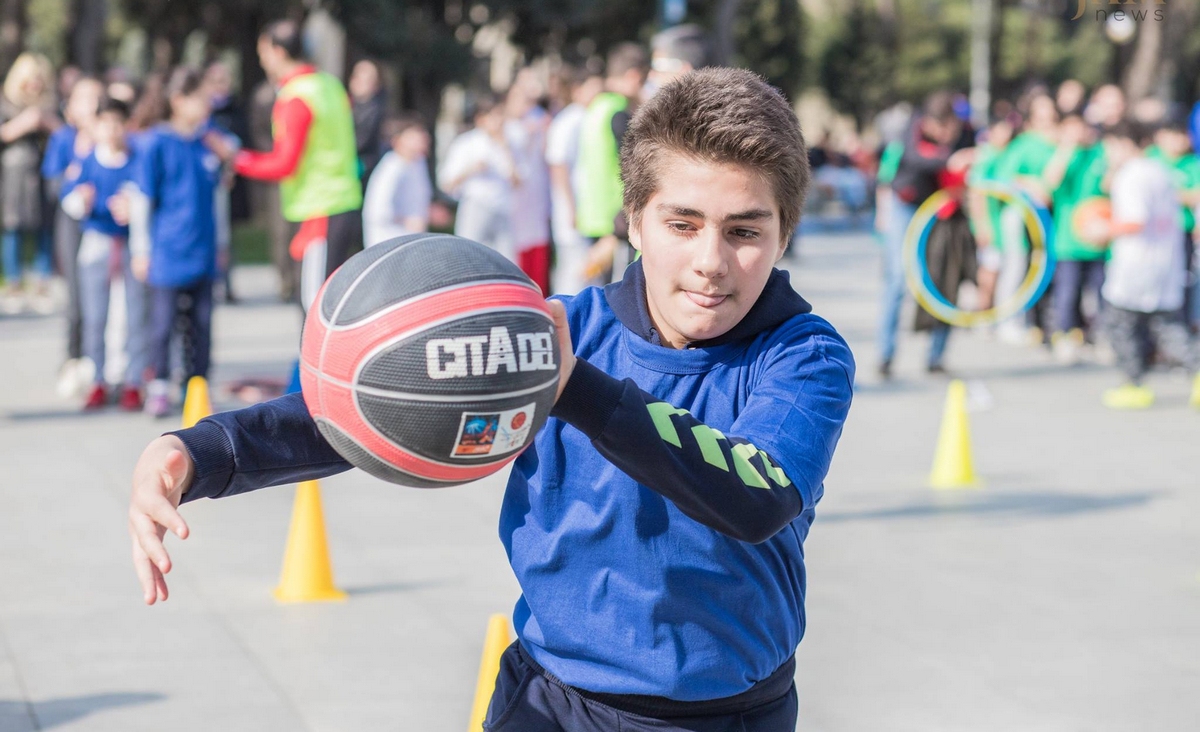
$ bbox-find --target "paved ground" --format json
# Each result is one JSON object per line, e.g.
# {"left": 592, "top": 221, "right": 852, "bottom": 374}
{"left": 0, "top": 232, "right": 1197, "bottom": 732}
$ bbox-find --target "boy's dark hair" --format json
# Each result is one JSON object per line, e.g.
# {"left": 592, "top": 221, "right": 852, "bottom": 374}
{"left": 923, "top": 91, "right": 958, "bottom": 123}
{"left": 606, "top": 43, "right": 650, "bottom": 79}
{"left": 651, "top": 24, "right": 711, "bottom": 69}
{"left": 165, "top": 67, "right": 204, "bottom": 99}
{"left": 383, "top": 113, "right": 424, "bottom": 141}
{"left": 620, "top": 67, "right": 810, "bottom": 244}
{"left": 1105, "top": 119, "right": 1153, "bottom": 147}
{"left": 97, "top": 96, "right": 130, "bottom": 120}
{"left": 468, "top": 93, "right": 499, "bottom": 121}
{"left": 262, "top": 20, "right": 305, "bottom": 61}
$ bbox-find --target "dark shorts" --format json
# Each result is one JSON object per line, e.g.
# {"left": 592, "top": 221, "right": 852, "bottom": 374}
{"left": 483, "top": 642, "right": 799, "bottom": 732}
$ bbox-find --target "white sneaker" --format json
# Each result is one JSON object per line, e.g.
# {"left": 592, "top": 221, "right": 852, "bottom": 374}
{"left": 56, "top": 358, "right": 96, "bottom": 399}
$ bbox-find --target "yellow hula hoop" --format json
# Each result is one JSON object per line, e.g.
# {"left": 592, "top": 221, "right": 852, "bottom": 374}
{"left": 902, "top": 181, "right": 1054, "bottom": 328}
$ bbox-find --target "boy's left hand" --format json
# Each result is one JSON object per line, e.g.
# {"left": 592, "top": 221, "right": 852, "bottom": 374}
{"left": 108, "top": 192, "right": 130, "bottom": 225}
{"left": 546, "top": 300, "right": 576, "bottom": 403}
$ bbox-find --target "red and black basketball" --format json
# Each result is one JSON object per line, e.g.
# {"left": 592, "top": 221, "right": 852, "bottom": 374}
{"left": 299, "top": 234, "right": 560, "bottom": 487}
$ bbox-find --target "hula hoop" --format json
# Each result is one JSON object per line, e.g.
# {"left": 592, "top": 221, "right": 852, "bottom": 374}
{"left": 903, "top": 181, "right": 1054, "bottom": 327}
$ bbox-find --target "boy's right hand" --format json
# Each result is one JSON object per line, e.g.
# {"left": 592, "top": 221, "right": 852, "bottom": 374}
{"left": 131, "top": 255, "right": 149, "bottom": 282}
{"left": 129, "top": 435, "right": 194, "bottom": 605}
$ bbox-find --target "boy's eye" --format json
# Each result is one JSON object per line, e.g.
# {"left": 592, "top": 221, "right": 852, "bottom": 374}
{"left": 731, "top": 228, "right": 759, "bottom": 240}
{"left": 667, "top": 221, "right": 696, "bottom": 234}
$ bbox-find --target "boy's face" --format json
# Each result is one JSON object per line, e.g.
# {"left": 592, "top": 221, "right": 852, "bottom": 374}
{"left": 94, "top": 111, "right": 126, "bottom": 149}
{"left": 630, "top": 153, "right": 784, "bottom": 348}
{"left": 66, "top": 81, "right": 102, "bottom": 128}
{"left": 395, "top": 127, "right": 430, "bottom": 158}
{"left": 171, "top": 92, "right": 211, "bottom": 128}
{"left": 1102, "top": 136, "right": 1136, "bottom": 168}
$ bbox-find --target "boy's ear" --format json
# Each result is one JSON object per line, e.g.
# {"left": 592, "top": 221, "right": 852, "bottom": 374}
{"left": 774, "top": 233, "right": 790, "bottom": 263}
{"left": 628, "top": 215, "right": 642, "bottom": 252}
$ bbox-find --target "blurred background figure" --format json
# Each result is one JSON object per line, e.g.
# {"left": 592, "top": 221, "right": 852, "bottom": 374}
{"left": 546, "top": 67, "right": 602, "bottom": 295}
{"left": 0, "top": 52, "right": 59, "bottom": 310}
{"left": 44, "top": 74, "right": 103, "bottom": 397}
{"left": 439, "top": 94, "right": 516, "bottom": 261}
{"left": 647, "top": 23, "right": 710, "bottom": 96}
{"left": 349, "top": 58, "right": 386, "bottom": 185}
{"left": 505, "top": 67, "right": 552, "bottom": 295}
{"left": 220, "top": 19, "right": 363, "bottom": 311}
{"left": 575, "top": 42, "right": 648, "bottom": 283}
{"left": 362, "top": 114, "right": 432, "bottom": 247}
{"left": 877, "top": 91, "right": 972, "bottom": 377}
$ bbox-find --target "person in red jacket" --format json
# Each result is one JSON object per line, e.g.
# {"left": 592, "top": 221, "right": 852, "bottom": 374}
{"left": 206, "top": 20, "right": 363, "bottom": 309}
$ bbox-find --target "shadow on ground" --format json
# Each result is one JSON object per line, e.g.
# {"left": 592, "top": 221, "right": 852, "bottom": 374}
{"left": 0, "top": 692, "right": 164, "bottom": 730}
{"left": 818, "top": 490, "right": 1158, "bottom": 523}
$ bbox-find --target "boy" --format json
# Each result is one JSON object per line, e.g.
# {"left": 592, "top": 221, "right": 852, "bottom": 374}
{"left": 129, "top": 68, "right": 228, "bottom": 418}
{"left": 967, "top": 116, "right": 1014, "bottom": 311}
{"left": 1096, "top": 122, "right": 1200, "bottom": 409}
{"left": 61, "top": 97, "right": 144, "bottom": 410}
{"left": 45, "top": 76, "right": 104, "bottom": 397}
{"left": 1146, "top": 118, "right": 1200, "bottom": 331}
{"left": 127, "top": 69, "right": 855, "bottom": 730}
{"left": 361, "top": 114, "right": 432, "bottom": 247}
{"left": 1041, "top": 114, "right": 1107, "bottom": 364}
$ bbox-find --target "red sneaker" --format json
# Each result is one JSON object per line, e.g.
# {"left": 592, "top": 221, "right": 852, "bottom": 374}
{"left": 118, "top": 386, "right": 144, "bottom": 411}
{"left": 83, "top": 384, "right": 108, "bottom": 410}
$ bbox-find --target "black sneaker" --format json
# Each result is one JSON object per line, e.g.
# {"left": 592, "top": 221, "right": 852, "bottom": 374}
{"left": 926, "top": 363, "right": 947, "bottom": 375}
{"left": 878, "top": 360, "right": 892, "bottom": 379}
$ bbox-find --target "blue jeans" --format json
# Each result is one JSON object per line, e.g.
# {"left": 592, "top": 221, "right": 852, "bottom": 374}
{"left": 1051, "top": 259, "right": 1105, "bottom": 334}
{"left": 78, "top": 231, "right": 148, "bottom": 386}
{"left": 1, "top": 228, "right": 53, "bottom": 284}
{"left": 877, "top": 198, "right": 949, "bottom": 366}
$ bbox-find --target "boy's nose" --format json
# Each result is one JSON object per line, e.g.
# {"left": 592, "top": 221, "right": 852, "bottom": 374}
{"left": 691, "top": 231, "right": 728, "bottom": 280}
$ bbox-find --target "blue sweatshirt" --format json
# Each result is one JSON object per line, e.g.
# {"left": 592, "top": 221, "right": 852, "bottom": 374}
{"left": 41, "top": 124, "right": 77, "bottom": 181}
{"left": 134, "top": 124, "right": 223, "bottom": 288}
{"left": 173, "top": 261, "right": 855, "bottom": 700}
{"left": 66, "top": 150, "right": 136, "bottom": 237}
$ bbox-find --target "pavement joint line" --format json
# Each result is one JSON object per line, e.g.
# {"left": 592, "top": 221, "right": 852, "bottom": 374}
{"left": 0, "top": 614, "right": 42, "bottom": 730}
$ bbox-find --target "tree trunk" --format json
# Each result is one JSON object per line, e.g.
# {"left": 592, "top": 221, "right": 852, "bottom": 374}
{"left": 1121, "top": 9, "right": 1165, "bottom": 103}
{"left": 68, "top": 0, "right": 106, "bottom": 75}
{"left": 0, "top": 0, "right": 25, "bottom": 75}
{"left": 712, "top": 0, "right": 742, "bottom": 66}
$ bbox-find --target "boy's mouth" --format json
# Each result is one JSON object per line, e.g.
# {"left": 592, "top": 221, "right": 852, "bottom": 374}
{"left": 684, "top": 290, "right": 728, "bottom": 308}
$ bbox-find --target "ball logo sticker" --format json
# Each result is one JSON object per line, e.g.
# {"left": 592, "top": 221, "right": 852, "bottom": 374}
{"left": 451, "top": 403, "right": 536, "bottom": 458}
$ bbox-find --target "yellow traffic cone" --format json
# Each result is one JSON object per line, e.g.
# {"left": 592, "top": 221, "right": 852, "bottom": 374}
{"left": 468, "top": 614, "right": 511, "bottom": 732}
{"left": 180, "top": 376, "right": 212, "bottom": 428}
{"left": 929, "top": 380, "right": 980, "bottom": 489}
{"left": 273, "top": 480, "right": 347, "bottom": 603}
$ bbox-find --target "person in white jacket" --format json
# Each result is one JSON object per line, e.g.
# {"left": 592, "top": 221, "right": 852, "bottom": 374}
{"left": 362, "top": 115, "right": 432, "bottom": 247}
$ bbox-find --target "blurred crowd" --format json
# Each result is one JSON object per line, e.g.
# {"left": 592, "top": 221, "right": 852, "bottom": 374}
{"left": 1, "top": 15, "right": 1196, "bottom": 417}
{"left": 874, "top": 81, "right": 1200, "bottom": 407}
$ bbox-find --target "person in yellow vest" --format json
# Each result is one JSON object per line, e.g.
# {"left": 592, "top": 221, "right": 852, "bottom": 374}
{"left": 206, "top": 20, "right": 363, "bottom": 310}
{"left": 575, "top": 43, "right": 648, "bottom": 284}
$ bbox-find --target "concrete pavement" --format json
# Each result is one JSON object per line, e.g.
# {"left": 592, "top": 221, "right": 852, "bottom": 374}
{"left": 0, "top": 232, "right": 1197, "bottom": 731}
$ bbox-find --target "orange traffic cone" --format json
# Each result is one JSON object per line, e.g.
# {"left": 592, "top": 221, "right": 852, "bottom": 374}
{"left": 467, "top": 614, "right": 511, "bottom": 732}
{"left": 930, "top": 380, "right": 981, "bottom": 489}
{"left": 273, "top": 480, "right": 346, "bottom": 603}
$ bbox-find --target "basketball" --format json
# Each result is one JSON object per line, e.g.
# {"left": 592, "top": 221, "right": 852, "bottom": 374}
{"left": 299, "top": 234, "right": 560, "bottom": 488}
{"left": 1071, "top": 196, "right": 1113, "bottom": 247}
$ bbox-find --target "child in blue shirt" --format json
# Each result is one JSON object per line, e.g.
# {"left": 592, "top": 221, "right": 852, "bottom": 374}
{"left": 126, "top": 68, "right": 854, "bottom": 730}
{"left": 129, "top": 68, "right": 229, "bottom": 418}
{"left": 44, "top": 76, "right": 104, "bottom": 397}
{"left": 61, "top": 97, "right": 144, "bottom": 410}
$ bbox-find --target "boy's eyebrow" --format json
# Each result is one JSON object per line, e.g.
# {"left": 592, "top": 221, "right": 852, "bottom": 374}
{"left": 657, "top": 204, "right": 774, "bottom": 222}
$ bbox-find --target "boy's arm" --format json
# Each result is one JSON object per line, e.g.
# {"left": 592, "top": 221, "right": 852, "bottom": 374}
{"left": 551, "top": 336, "right": 854, "bottom": 544}
{"left": 168, "top": 392, "right": 352, "bottom": 504}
